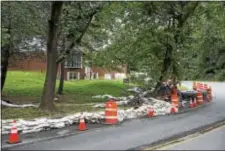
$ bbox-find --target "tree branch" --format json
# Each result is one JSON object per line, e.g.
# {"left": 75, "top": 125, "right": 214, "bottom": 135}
{"left": 56, "top": 9, "right": 99, "bottom": 63}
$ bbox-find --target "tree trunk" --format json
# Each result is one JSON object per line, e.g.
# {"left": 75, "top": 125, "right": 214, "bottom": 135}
{"left": 57, "top": 61, "right": 65, "bottom": 95}
{"left": 1, "top": 2, "right": 12, "bottom": 92}
{"left": 153, "top": 43, "right": 172, "bottom": 96}
{"left": 1, "top": 46, "right": 10, "bottom": 91}
{"left": 57, "top": 35, "right": 65, "bottom": 95}
{"left": 40, "top": 2, "right": 63, "bottom": 111}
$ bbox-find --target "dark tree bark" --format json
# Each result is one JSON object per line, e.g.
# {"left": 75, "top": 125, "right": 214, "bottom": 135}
{"left": 57, "top": 61, "right": 65, "bottom": 95}
{"left": 40, "top": 1, "right": 63, "bottom": 111}
{"left": 1, "top": 46, "right": 10, "bottom": 91}
{"left": 153, "top": 18, "right": 173, "bottom": 96}
{"left": 152, "top": 43, "right": 173, "bottom": 96}
{"left": 1, "top": 3, "right": 12, "bottom": 92}
{"left": 57, "top": 35, "right": 66, "bottom": 95}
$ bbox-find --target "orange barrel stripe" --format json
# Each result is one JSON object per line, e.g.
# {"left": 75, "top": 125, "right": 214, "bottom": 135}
{"left": 196, "top": 92, "right": 203, "bottom": 104}
{"left": 171, "top": 94, "right": 179, "bottom": 108}
{"left": 105, "top": 100, "right": 118, "bottom": 124}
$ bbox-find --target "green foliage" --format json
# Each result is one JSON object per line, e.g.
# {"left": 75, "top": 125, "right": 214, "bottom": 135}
{"left": 182, "top": 2, "right": 225, "bottom": 81}
{"left": 88, "top": 2, "right": 225, "bottom": 82}
{"left": 1, "top": 1, "right": 49, "bottom": 48}
{"left": 88, "top": 2, "right": 200, "bottom": 84}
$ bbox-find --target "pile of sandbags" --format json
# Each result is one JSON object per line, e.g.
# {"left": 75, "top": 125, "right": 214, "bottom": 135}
{"left": 1, "top": 97, "right": 172, "bottom": 135}
{"left": 0, "top": 111, "right": 106, "bottom": 135}
{"left": 117, "top": 98, "right": 172, "bottom": 122}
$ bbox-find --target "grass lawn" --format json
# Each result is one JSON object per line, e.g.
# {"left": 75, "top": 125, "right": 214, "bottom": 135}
{"left": 2, "top": 71, "right": 131, "bottom": 119}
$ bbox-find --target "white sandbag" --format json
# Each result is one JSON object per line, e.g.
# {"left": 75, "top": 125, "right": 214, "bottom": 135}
{"left": 92, "top": 103, "right": 105, "bottom": 108}
{"left": 127, "top": 87, "right": 141, "bottom": 93}
{"left": 54, "top": 122, "right": 65, "bottom": 129}
{"left": 117, "top": 110, "right": 127, "bottom": 122}
{"left": 92, "top": 94, "right": 116, "bottom": 99}
{"left": 1, "top": 100, "right": 38, "bottom": 108}
{"left": 20, "top": 120, "right": 40, "bottom": 127}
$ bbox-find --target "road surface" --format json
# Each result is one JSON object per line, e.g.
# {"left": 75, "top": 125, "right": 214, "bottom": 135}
{"left": 153, "top": 124, "right": 225, "bottom": 150}
{"left": 2, "top": 81, "right": 225, "bottom": 150}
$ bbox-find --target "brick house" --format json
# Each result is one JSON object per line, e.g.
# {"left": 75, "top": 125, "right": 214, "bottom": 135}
{"left": 8, "top": 51, "right": 127, "bottom": 80}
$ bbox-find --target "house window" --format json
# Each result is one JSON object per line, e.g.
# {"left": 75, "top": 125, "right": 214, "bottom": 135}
{"left": 67, "top": 72, "right": 80, "bottom": 80}
{"left": 65, "top": 52, "right": 82, "bottom": 68}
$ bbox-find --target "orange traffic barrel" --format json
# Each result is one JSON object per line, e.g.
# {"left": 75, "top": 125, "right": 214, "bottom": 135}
{"left": 207, "top": 86, "right": 212, "bottom": 102}
{"left": 197, "top": 83, "right": 204, "bottom": 91}
{"left": 105, "top": 99, "right": 118, "bottom": 124}
{"left": 196, "top": 92, "right": 203, "bottom": 105}
{"left": 171, "top": 86, "right": 179, "bottom": 95}
{"left": 204, "top": 84, "right": 208, "bottom": 90}
{"left": 171, "top": 94, "right": 179, "bottom": 108}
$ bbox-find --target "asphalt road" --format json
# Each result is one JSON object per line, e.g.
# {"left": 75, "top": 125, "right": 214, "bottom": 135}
{"left": 157, "top": 124, "right": 225, "bottom": 150}
{"left": 3, "top": 81, "right": 225, "bottom": 150}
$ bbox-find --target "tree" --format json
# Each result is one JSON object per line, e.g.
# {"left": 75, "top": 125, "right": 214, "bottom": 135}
{"left": 40, "top": 1, "right": 63, "bottom": 111}
{"left": 88, "top": 2, "right": 199, "bottom": 82}
{"left": 180, "top": 2, "right": 225, "bottom": 81}
{"left": 1, "top": 2, "right": 12, "bottom": 91}
{"left": 56, "top": 2, "right": 104, "bottom": 94}
{"left": 1, "top": 1, "right": 49, "bottom": 91}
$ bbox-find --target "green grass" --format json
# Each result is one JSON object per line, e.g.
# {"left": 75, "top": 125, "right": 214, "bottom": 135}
{"left": 2, "top": 104, "right": 98, "bottom": 119}
{"left": 4, "top": 71, "right": 127, "bottom": 97}
{"left": 2, "top": 104, "right": 132, "bottom": 120}
{"left": 2, "top": 71, "right": 130, "bottom": 119}
{"left": 3, "top": 71, "right": 128, "bottom": 103}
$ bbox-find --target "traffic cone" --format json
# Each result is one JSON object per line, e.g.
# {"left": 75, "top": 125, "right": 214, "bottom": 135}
{"left": 78, "top": 113, "right": 86, "bottom": 131}
{"left": 148, "top": 108, "right": 154, "bottom": 117}
{"left": 7, "top": 120, "right": 21, "bottom": 144}
{"left": 193, "top": 98, "right": 197, "bottom": 107}
{"left": 189, "top": 99, "right": 194, "bottom": 108}
{"left": 170, "top": 106, "right": 178, "bottom": 114}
